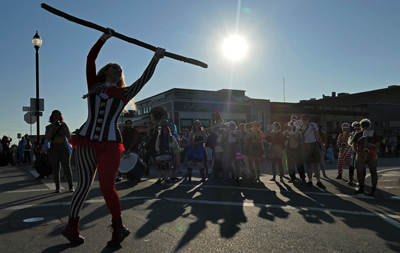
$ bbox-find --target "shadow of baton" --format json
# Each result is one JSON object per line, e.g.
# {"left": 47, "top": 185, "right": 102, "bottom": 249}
{"left": 41, "top": 3, "right": 208, "bottom": 69}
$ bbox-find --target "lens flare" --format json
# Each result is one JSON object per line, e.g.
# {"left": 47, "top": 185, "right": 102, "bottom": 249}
{"left": 222, "top": 35, "right": 247, "bottom": 61}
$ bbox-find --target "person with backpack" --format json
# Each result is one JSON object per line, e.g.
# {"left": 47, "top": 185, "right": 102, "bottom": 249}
{"left": 45, "top": 110, "right": 74, "bottom": 193}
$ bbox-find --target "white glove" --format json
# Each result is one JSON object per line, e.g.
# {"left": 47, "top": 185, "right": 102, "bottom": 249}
{"left": 153, "top": 47, "right": 165, "bottom": 60}
{"left": 101, "top": 28, "right": 114, "bottom": 41}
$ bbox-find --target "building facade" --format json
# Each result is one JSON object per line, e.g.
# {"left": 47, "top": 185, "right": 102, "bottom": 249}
{"left": 123, "top": 88, "right": 270, "bottom": 133}
{"left": 119, "top": 86, "right": 399, "bottom": 147}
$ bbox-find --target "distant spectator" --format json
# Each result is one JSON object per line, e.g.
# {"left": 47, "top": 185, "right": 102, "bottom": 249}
{"left": 45, "top": 110, "right": 74, "bottom": 193}
{"left": 1, "top": 135, "right": 14, "bottom": 166}
{"left": 18, "top": 136, "right": 27, "bottom": 163}
{"left": 24, "top": 139, "right": 32, "bottom": 163}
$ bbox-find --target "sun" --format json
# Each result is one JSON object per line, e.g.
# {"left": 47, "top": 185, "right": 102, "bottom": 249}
{"left": 222, "top": 35, "right": 247, "bottom": 61}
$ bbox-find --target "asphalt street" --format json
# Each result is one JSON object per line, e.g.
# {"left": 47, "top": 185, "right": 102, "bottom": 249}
{"left": 0, "top": 157, "right": 399, "bottom": 253}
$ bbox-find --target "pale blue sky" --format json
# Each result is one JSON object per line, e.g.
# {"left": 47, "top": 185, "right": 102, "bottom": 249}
{"left": 1, "top": 0, "right": 399, "bottom": 144}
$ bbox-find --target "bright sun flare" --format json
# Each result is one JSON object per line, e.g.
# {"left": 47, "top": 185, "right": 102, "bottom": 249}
{"left": 222, "top": 35, "right": 247, "bottom": 60}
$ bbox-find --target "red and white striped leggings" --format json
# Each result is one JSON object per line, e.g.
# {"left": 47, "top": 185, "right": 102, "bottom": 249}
{"left": 69, "top": 146, "right": 122, "bottom": 220}
{"left": 337, "top": 152, "right": 352, "bottom": 175}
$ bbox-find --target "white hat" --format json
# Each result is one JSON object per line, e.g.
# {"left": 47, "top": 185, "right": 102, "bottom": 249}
{"left": 341, "top": 122, "right": 350, "bottom": 128}
{"left": 266, "top": 125, "right": 275, "bottom": 133}
{"left": 228, "top": 121, "right": 237, "bottom": 129}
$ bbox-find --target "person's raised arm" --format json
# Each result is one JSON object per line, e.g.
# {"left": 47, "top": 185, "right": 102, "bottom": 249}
{"left": 86, "top": 29, "right": 114, "bottom": 91}
{"left": 124, "top": 48, "right": 165, "bottom": 101}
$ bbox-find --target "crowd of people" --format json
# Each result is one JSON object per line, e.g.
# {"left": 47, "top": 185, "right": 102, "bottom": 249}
{"left": 125, "top": 109, "right": 379, "bottom": 197}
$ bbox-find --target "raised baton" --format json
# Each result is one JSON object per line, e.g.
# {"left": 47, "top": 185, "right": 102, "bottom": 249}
{"left": 41, "top": 3, "right": 208, "bottom": 68}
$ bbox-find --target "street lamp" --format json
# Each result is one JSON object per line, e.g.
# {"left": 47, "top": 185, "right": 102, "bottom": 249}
{"left": 32, "top": 31, "right": 42, "bottom": 144}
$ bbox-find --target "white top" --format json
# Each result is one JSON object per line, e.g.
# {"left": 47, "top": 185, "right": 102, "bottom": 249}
{"left": 302, "top": 122, "right": 319, "bottom": 143}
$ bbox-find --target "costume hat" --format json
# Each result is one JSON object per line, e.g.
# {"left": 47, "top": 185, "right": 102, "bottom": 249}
{"left": 215, "top": 108, "right": 223, "bottom": 122}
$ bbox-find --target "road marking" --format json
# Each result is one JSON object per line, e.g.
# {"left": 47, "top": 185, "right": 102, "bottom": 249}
{"left": 365, "top": 167, "right": 400, "bottom": 179}
{"left": 1, "top": 196, "right": 400, "bottom": 229}
{"left": 2, "top": 189, "right": 51, "bottom": 193}
{"left": 383, "top": 180, "right": 392, "bottom": 182}
{"left": 29, "top": 170, "right": 64, "bottom": 190}
{"left": 1, "top": 178, "right": 398, "bottom": 201}
{"left": 385, "top": 187, "right": 395, "bottom": 189}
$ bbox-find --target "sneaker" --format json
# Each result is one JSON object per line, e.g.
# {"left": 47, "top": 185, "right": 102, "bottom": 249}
{"left": 316, "top": 182, "right": 326, "bottom": 189}
{"left": 115, "top": 177, "right": 123, "bottom": 182}
{"left": 323, "top": 174, "right": 328, "bottom": 178}
{"left": 354, "top": 189, "right": 364, "bottom": 194}
{"left": 155, "top": 179, "right": 162, "bottom": 184}
{"left": 347, "top": 181, "right": 353, "bottom": 186}
{"left": 36, "top": 175, "right": 45, "bottom": 180}
{"left": 164, "top": 179, "right": 170, "bottom": 184}
{"left": 269, "top": 177, "right": 276, "bottom": 182}
{"left": 55, "top": 189, "right": 61, "bottom": 193}
{"left": 336, "top": 174, "right": 342, "bottom": 179}
{"left": 69, "top": 186, "right": 75, "bottom": 192}
{"left": 288, "top": 179, "right": 295, "bottom": 183}
{"left": 305, "top": 182, "right": 313, "bottom": 187}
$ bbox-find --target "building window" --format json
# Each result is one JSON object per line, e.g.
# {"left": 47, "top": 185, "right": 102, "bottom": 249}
{"left": 180, "top": 119, "right": 193, "bottom": 132}
{"left": 198, "top": 119, "right": 211, "bottom": 128}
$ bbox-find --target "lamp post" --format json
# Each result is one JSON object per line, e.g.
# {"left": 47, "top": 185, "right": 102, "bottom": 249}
{"left": 32, "top": 31, "right": 42, "bottom": 144}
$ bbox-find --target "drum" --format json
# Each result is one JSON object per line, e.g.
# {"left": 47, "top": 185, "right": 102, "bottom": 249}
{"left": 119, "top": 153, "right": 146, "bottom": 181}
{"left": 155, "top": 155, "right": 171, "bottom": 170}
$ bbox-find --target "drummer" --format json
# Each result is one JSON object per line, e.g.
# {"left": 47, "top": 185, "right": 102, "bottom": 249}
{"left": 155, "top": 120, "right": 179, "bottom": 184}
{"left": 116, "top": 119, "right": 139, "bottom": 182}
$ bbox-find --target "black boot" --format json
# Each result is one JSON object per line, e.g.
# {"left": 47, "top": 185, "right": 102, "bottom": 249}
{"left": 355, "top": 185, "right": 364, "bottom": 194}
{"left": 256, "top": 170, "right": 261, "bottom": 181}
{"left": 369, "top": 186, "right": 376, "bottom": 196}
{"left": 107, "top": 217, "right": 130, "bottom": 247}
{"left": 186, "top": 169, "right": 192, "bottom": 183}
{"left": 62, "top": 216, "right": 85, "bottom": 244}
{"left": 336, "top": 174, "right": 342, "bottom": 179}
{"left": 200, "top": 170, "right": 206, "bottom": 184}
{"left": 348, "top": 166, "right": 355, "bottom": 185}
